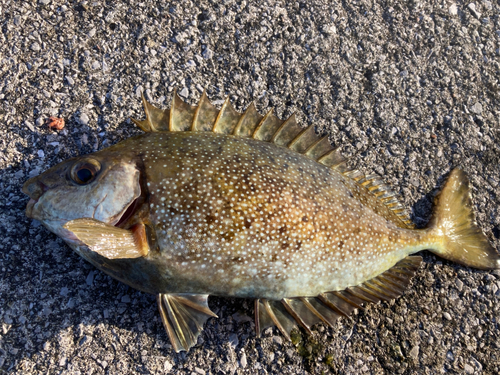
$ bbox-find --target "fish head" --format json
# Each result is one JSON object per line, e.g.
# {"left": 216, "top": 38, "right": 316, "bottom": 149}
{"left": 22, "top": 148, "right": 142, "bottom": 243}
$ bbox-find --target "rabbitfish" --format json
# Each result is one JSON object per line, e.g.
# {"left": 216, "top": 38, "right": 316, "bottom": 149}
{"left": 23, "top": 91, "right": 499, "bottom": 352}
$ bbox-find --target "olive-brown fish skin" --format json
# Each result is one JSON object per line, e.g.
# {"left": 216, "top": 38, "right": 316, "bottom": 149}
{"left": 42, "top": 130, "right": 425, "bottom": 299}
{"left": 137, "top": 131, "right": 431, "bottom": 299}
{"left": 23, "top": 131, "right": 490, "bottom": 300}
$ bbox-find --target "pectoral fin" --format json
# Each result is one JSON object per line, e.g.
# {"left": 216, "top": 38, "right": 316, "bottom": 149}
{"left": 63, "top": 218, "right": 149, "bottom": 259}
{"left": 157, "top": 294, "right": 218, "bottom": 353}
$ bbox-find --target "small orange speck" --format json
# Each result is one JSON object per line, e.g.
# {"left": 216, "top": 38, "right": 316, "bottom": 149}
{"left": 46, "top": 116, "right": 65, "bottom": 130}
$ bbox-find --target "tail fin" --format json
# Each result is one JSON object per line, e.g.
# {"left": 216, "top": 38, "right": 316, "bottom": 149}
{"left": 427, "top": 168, "right": 499, "bottom": 270}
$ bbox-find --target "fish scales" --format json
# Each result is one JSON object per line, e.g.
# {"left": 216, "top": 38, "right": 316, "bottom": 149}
{"left": 22, "top": 91, "right": 499, "bottom": 352}
{"left": 136, "top": 131, "right": 420, "bottom": 299}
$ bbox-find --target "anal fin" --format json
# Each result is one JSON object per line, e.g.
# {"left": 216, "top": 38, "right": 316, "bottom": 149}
{"left": 157, "top": 294, "right": 217, "bottom": 353}
{"left": 254, "top": 256, "right": 422, "bottom": 340}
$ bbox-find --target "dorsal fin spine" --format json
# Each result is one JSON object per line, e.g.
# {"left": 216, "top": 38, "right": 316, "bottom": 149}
{"left": 169, "top": 89, "right": 177, "bottom": 131}
{"left": 251, "top": 108, "right": 273, "bottom": 138}
{"left": 271, "top": 113, "right": 294, "bottom": 143}
{"left": 317, "top": 147, "right": 346, "bottom": 168}
{"left": 232, "top": 103, "right": 249, "bottom": 135}
{"left": 191, "top": 90, "right": 206, "bottom": 131}
{"left": 287, "top": 126, "right": 310, "bottom": 150}
{"left": 304, "top": 135, "right": 326, "bottom": 155}
{"left": 212, "top": 96, "right": 230, "bottom": 132}
{"left": 141, "top": 93, "right": 153, "bottom": 131}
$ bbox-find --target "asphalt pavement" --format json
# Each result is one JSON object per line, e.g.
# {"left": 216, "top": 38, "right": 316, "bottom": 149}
{"left": 0, "top": 0, "right": 499, "bottom": 374}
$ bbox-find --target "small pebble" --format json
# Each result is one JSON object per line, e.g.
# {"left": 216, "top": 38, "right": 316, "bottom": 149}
{"left": 467, "top": 3, "right": 481, "bottom": 19}
{"left": 409, "top": 346, "right": 419, "bottom": 360}
{"left": 470, "top": 102, "right": 483, "bottom": 114}
{"left": 449, "top": 3, "right": 458, "bottom": 15}
{"left": 25, "top": 121, "right": 35, "bottom": 132}
{"left": 59, "top": 357, "right": 67, "bottom": 367}
{"left": 240, "top": 350, "right": 247, "bottom": 368}
{"left": 229, "top": 333, "right": 239, "bottom": 347}
{"left": 464, "top": 364, "right": 474, "bottom": 374}
{"left": 202, "top": 47, "right": 213, "bottom": 59}
{"left": 78, "top": 113, "right": 90, "bottom": 125}
{"left": 86, "top": 271, "right": 94, "bottom": 286}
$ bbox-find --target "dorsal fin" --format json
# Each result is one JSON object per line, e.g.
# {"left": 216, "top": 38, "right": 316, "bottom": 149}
{"left": 304, "top": 136, "right": 334, "bottom": 160}
{"left": 233, "top": 102, "right": 263, "bottom": 137}
{"left": 255, "top": 256, "right": 422, "bottom": 338}
{"left": 271, "top": 113, "right": 303, "bottom": 146}
{"left": 170, "top": 89, "right": 196, "bottom": 131}
{"left": 212, "top": 96, "right": 241, "bottom": 134}
{"left": 132, "top": 92, "right": 411, "bottom": 228}
{"left": 192, "top": 91, "right": 218, "bottom": 132}
{"left": 342, "top": 169, "right": 414, "bottom": 228}
{"left": 133, "top": 91, "right": 338, "bottom": 163}
{"left": 288, "top": 125, "right": 321, "bottom": 154}
{"left": 131, "top": 93, "right": 170, "bottom": 132}
{"left": 318, "top": 147, "right": 347, "bottom": 170}
{"left": 252, "top": 109, "right": 284, "bottom": 141}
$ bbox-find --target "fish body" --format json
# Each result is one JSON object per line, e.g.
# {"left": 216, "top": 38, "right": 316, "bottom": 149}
{"left": 96, "top": 131, "right": 425, "bottom": 299}
{"left": 23, "top": 91, "right": 499, "bottom": 352}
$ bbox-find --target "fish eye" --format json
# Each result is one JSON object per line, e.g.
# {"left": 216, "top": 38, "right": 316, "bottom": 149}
{"left": 70, "top": 158, "right": 101, "bottom": 185}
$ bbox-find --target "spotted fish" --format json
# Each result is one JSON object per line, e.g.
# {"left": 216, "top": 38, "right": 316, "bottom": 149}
{"left": 23, "top": 90, "right": 499, "bottom": 352}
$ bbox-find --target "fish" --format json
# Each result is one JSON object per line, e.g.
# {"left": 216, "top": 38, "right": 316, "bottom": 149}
{"left": 22, "top": 90, "right": 499, "bottom": 352}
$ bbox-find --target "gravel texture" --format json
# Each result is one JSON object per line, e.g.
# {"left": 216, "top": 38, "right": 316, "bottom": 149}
{"left": 1, "top": 0, "right": 500, "bottom": 374}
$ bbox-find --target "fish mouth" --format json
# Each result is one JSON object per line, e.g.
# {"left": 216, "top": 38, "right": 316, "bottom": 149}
{"left": 26, "top": 198, "right": 38, "bottom": 219}
{"left": 23, "top": 178, "right": 49, "bottom": 219}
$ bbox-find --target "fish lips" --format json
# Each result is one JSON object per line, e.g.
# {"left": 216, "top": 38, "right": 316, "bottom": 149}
{"left": 25, "top": 198, "right": 37, "bottom": 219}
{"left": 23, "top": 177, "right": 49, "bottom": 219}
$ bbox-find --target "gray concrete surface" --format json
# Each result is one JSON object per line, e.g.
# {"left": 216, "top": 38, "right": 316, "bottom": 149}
{"left": 1, "top": 0, "right": 499, "bottom": 374}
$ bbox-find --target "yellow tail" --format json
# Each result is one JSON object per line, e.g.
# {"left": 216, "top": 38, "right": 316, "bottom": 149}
{"left": 427, "top": 169, "right": 499, "bottom": 270}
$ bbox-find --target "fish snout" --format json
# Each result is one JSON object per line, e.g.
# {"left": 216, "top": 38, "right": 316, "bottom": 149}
{"left": 22, "top": 177, "right": 49, "bottom": 201}
{"left": 23, "top": 178, "right": 50, "bottom": 218}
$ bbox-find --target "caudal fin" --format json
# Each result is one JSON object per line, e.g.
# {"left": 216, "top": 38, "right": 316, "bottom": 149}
{"left": 427, "top": 169, "right": 499, "bottom": 270}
